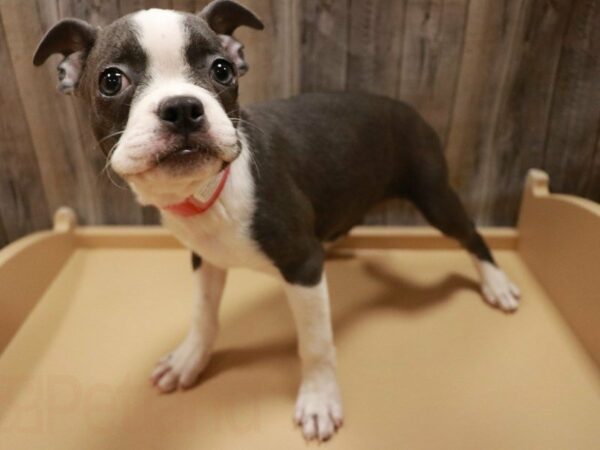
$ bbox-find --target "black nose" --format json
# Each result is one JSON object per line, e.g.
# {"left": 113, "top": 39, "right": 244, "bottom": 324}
{"left": 158, "top": 96, "right": 204, "bottom": 133}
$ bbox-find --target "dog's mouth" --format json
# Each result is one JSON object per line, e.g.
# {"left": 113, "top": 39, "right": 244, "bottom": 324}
{"left": 144, "top": 137, "right": 224, "bottom": 173}
{"left": 112, "top": 132, "right": 240, "bottom": 178}
{"left": 157, "top": 144, "right": 214, "bottom": 165}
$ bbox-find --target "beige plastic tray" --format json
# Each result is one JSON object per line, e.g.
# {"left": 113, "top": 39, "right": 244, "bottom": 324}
{"left": 1, "top": 170, "right": 599, "bottom": 449}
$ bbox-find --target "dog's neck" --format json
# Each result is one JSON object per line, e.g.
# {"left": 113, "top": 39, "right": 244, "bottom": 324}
{"left": 127, "top": 167, "right": 223, "bottom": 209}
{"left": 191, "top": 166, "right": 229, "bottom": 203}
{"left": 162, "top": 166, "right": 231, "bottom": 217}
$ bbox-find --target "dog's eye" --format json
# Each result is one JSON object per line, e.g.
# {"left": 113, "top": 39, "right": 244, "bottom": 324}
{"left": 99, "top": 68, "right": 130, "bottom": 96}
{"left": 211, "top": 59, "right": 235, "bottom": 85}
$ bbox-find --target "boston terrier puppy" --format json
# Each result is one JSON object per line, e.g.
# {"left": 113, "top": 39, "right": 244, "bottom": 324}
{"left": 34, "top": 0, "right": 520, "bottom": 442}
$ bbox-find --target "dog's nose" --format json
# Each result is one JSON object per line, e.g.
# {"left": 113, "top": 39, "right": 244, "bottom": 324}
{"left": 158, "top": 96, "right": 204, "bottom": 133}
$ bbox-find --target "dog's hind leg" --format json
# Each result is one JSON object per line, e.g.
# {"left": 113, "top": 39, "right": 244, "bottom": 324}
{"left": 408, "top": 164, "right": 521, "bottom": 312}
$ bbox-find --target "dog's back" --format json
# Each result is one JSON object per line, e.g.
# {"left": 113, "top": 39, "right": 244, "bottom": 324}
{"left": 243, "top": 91, "right": 445, "bottom": 240}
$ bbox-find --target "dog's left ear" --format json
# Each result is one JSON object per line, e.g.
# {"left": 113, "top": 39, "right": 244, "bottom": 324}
{"left": 33, "top": 18, "right": 98, "bottom": 94}
{"left": 199, "top": 0, "right": 264, "bottom": 76}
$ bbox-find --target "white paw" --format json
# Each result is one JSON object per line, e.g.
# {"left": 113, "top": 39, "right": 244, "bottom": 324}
{"left": 294, "top": 371, "right": 343, "bottom": 442}
{"left": 150, "top": 334, "right": 211, "bottom": 393}
{"left": 477, "top": 260, "right": 521, "bottom": 312}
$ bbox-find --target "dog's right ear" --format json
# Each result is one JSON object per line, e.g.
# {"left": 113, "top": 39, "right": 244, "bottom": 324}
{"left": 33, "top": 18, "right": 97, "bottom": 94}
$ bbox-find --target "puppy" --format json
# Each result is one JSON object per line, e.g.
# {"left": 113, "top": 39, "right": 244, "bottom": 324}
{"left": 34, "top": 0, "right": 520, "bottom": 441}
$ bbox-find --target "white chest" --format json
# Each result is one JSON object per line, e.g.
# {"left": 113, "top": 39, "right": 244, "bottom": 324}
{"left": 161, "top": 149, "right": 273, "bottom": 273}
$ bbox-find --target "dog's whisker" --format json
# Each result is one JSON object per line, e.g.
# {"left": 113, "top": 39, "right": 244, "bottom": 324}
{"left": 98, "top": 129, "right": 125, "bottom": 144}
{"left": 230, "top": 118, "right": 266, "bottom": 136}
{"left": 104, "top": 167, "right": 128, "bottom": 190}
{"left": 95, "top": 139, "right": 129, "bottom": 190}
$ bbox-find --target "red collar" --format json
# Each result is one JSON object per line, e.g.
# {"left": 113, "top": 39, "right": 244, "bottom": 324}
{"left": 163, "top": 166, "right": 230, "bottom": 217}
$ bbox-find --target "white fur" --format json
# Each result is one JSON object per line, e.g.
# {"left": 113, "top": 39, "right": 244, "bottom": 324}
{"left": 105, "top": 9, "right": 279, "bottom": 398}
{"left": 473, "top": 258, "right": 521, "bottom": 311}
{"left": 112, "top": 9, "right": 261, "bottom": 269}
{"left": 134, "top": 9, "right": 186, "bottom": 79}
{"left": 284, "top": 274, "right": 343, "bottom": 441}
{"left": 161, "top": 133, "right": 273, "bottom": 272}
{"left": 151, "top": 261, "right": 226, "bottom": 391}
{"left": 111, "top": 9, "right": 238, "bottom": 182}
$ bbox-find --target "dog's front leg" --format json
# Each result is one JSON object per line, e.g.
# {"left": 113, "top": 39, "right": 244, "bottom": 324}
{"left": 151, "top": 259, "right": 226, "bottom": 392}
{"left": 284, "top": 272, "right": 343, "bottom": 441}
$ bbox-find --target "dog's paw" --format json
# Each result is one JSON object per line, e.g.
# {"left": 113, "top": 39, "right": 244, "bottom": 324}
{"left": 477, "top": 260, "right": 521, "bottom": 312}
{"left": 294, "top": 372, "right": 343, "bottom": 442}
{"left": 150, "top": 334, "right": 211, "bottom": 393}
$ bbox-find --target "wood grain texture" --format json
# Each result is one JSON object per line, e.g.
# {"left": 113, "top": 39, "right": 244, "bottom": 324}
{"left": 346, "top": 0, "right": 405, "bottom": 97}
{"left": 444, "top": 0, "right": 527, "bottom": 225}
{"left": 171, "top": 0, "right": 196, "bottom": 12}
{"left": 236, "top": 0, "right": 301, "bottom": 105}
{"left": 1, "top": 0, "right": 95, "bottom": 222}
{"left": 485, "top": 0, "right": 574, "bottom": 225}
{"left": 301, "top": 0, "right": 351, "bottom": 91}
{"left": 399, "top": 0, "right": 469, "bottom": 146}
{"left": 0, "top": 214, "right": 7, "bottom": 249}
{"left": 590, "top": 127, "right": 600, "bottom": 200}
{"left": 0, "top": 3, "right": 52, "bottom": 242}
{"left": 0, "top": 0, "right": 599, "bottom": 247}
{"left": 0, "top": 0, "right": 146, "bottom": 232}
{"left": 542, "top": 0, "right": 600, "bottom": 202}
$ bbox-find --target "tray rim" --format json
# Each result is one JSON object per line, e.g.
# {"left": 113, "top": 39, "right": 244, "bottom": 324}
{"left": 1, "top": 170, "right": 599, "bottom": 364}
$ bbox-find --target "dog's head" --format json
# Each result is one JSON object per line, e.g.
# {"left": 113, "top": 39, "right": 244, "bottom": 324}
{"left": 33, "top": 0, "right": 263, "bottom": 205}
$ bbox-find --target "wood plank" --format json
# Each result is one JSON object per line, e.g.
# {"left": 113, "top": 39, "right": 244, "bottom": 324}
{"left": 399, "top": 0, "right": 469, "bottom": 146}
{"left": 542, "top": 0, "right": 600, "bottom": 203}
{"left": 0, "top": 0, "right": 107, "bottom": 226}
{"left": 0, "top": 0, "right": 83, "bottom": 218}
{"left": 63, "top": 224, "right": 520, "bottom": 250}
{"left": 0, "top": 213, "right": 7, "bottom": 249}
{"left": 237, "top": 0, "right": 301, "bottom": 105}
{"left": 0, "top": 0, "right": 596, "bottom": 240}
{"left": 346, "top": 0, "right": 405, "bottom": 98}
{"left": 484, "top": 0, "right": 574, "bottom": 225}
{"left": 118, "top": 0, "right": 146, "bottom": 15}
{"left": 301, "top": 0, "right": 351, "bottom": 92}
{"left": 444, "top": 0, "right": 527, "bottom": 226}
{"left": 143, "top": 0, "right": 172, "bottom": 8}
{"left": 58, "top": 0, "right": 123, "bottom": 25}
{"left": 518, "top": 169, "right": 600, "bottom": 367}
{"left": 171, "top": 0, "right": 196, "bottom": 12}
{"left": 0, "top": 10, "right": 52, "bottom": 242}
{"left": 587, "top": 126, "right": 600, "bottom": 201}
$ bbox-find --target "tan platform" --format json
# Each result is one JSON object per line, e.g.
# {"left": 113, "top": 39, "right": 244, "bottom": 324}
{"left": 0, "top": 170, "right": 599, "bottom": 449}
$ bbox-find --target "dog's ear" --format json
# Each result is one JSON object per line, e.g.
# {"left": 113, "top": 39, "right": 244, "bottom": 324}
{"left": 199, "top": 0, "right": 264, "bottom": 76}
{"left": 199, "top": 0, "right": 264, "bottom": 35}
{"left": 33, "top": 18, "right": 98, "bottom": 94}
{"left": 217, "top": 34, "right": 250, "bottom": 76}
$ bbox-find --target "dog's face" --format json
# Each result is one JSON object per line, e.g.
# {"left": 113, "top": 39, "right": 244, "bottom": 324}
{"left": 33, "top": 0, "right": 263, "bottom": 205}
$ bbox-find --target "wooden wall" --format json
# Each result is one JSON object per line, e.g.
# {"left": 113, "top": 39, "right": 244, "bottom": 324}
{"left": 0, "top": 0, "right": 599, "bottom": 248}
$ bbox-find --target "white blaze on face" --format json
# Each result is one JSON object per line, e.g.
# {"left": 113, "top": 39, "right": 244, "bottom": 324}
{"left": 135, "top": 9, "right": 186, "bottom": 80}
{"left": 110, "top": 9, "right": 238, "bottom": 192}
